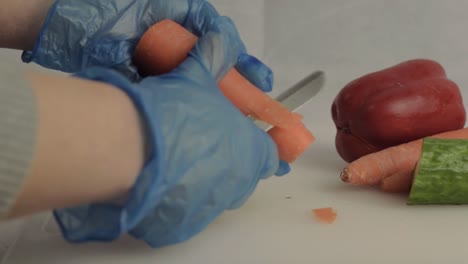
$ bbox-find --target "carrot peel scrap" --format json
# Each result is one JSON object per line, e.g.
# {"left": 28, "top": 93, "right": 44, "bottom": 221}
{"left": 312, "top": 207, "right": 336, "bottom": 224}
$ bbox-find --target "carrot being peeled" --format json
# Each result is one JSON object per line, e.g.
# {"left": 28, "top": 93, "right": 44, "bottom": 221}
{"left": 218, "top": 69, "right": 303, "bottom": 126}
{"left": 133, "top": 19, "right": 198, "bottom": 76}
{"left": 268, "top": 123, "right": 315, "bottom": 162}
{"left": 341, "top": 127, "right": 468, "bottom": 189}
{"left": 133, "top": 19, "right": 302, "bottom": 129}
{"left": 133, "top": 19, "right": 314, "bottom": 162}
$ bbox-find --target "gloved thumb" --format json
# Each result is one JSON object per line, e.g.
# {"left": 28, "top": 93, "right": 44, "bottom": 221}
{"left": 173, "top": 16, "right": 246, "bottom": 82}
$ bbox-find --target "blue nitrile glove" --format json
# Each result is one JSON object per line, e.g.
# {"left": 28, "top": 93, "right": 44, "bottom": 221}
{"left": 22, "top": 0, "right": 271, "bottom": 90}
{"left": 53, "top": 16, "right": 289, "bottom": 248}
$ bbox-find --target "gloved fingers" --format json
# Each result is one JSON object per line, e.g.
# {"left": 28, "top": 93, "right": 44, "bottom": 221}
{"left": 275, "top": 160, "right": 291, "bottom": 176}
{"left": 235, "top": 54, "right": 274, "bottom": 93}
{"left": 182, "top": 0, "right": 222, "bottom": 37}
{"left": 141, "top": 0, "right": 222, "bottom": 42}
{"left": 258, "top": 131, "right": 282, "bottom": 180}
{"left": 227, "top": 128, "right": 280, "bottom": 210}
{"left": 173, "top": 16, "right": 246, "bottom": 82}
{"left": 185, "top": 1, "right": 273, "bottom": 93}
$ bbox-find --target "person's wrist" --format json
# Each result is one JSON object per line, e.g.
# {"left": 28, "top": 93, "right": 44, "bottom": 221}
{"left": 0, "top": 0, "right": 55, "bottom": 50}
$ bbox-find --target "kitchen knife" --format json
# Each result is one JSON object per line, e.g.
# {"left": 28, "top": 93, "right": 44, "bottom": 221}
{"left": 253, "top": 70, "right": 325, "bottom": 131}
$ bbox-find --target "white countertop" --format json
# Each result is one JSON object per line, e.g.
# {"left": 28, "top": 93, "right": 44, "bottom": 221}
{"left": 2, "top": 1, "right": 468, "bottom": 263}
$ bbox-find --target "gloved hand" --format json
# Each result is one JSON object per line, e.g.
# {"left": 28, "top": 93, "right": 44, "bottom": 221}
{"left": 24, "top": 0, "right": 293, "bottom": 172}
{"left": 54, "top": 15, "right": 287, "bottom": 248}
{"left": 22, "top": 0, "right": 271, "bottom": 91}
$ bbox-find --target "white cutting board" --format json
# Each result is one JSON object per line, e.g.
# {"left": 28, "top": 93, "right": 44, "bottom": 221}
{"left": 3, "top": 1, "right": 468, "bottom": 263}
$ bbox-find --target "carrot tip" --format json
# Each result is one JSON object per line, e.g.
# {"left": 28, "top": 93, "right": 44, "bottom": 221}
{"left": 340, "top": 168, "right": 350, "bottom": 182}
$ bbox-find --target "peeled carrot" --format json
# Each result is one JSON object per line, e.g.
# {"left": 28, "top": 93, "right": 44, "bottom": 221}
{"left": 268, "top": 123, "right": 315, "bottom": 162}
{"left": 133, "top": 19, "right": 315, "bottom": 162}
{"left": 218, "top": 69, "right": 303, "bottom": 127}
{"left": 341, "top": 127, "right": 468, "bottom": 190}
{"left": 312, "top": 207, "right": 336, "bottom": 224}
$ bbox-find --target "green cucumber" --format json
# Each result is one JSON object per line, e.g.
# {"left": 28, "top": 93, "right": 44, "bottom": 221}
{"left": 407, "top": 137, "right": 468, "bottom": 205}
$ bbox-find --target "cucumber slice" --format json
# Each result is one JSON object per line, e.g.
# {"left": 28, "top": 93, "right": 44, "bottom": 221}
{"left": 407, "top": 137, "right": 468, "bottom": 205}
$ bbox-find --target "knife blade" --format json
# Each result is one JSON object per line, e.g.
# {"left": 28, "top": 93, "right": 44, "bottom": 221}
{"left": 275, "top": 70, "right": 325, "bottom": 111}
{"left": 253, "top": 70, "right": 325, "bottom": 131}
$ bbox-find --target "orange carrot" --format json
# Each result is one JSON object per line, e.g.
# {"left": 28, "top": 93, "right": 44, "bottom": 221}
{"left": 133, "top": 19, "right": 302, "bottom": 129}
{"left": 268, "top": 123, "right": 315, "bottom": 162}
{"left": 313, "top": 207, "right": 336, "bottom": 224}
{"left": 133, "top": 19, "right": 315, "bottom": 162}
{"left": 380, "top": 171, "right": 413, "bottom": 193}
{"left": 341, "top": 127, "right": 468, "bottom": 189}
{"left": 218, "top": 69, "right": 303, "bottom": 126}
{"left": 133, "top": 19, "right": 198, "bottom": 76}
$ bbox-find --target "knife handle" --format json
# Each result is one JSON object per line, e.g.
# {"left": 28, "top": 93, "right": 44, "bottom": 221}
{"left": 133, "top": 19, "right": 314, "bottom": 162}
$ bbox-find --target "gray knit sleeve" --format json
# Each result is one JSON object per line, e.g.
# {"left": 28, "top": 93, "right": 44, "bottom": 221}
{"left": 0, "top": 56, "right": 37, "bottom": 218}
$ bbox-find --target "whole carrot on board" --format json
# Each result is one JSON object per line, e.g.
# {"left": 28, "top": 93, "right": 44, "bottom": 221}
{"left": 340, "top": 127, "right": 468, "bottom": 192}
{"left": 133, "top": 19, "right": 302, "bottom": 129}
{"left": 133, "top": 19, "right": 315, "bottom": 162}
